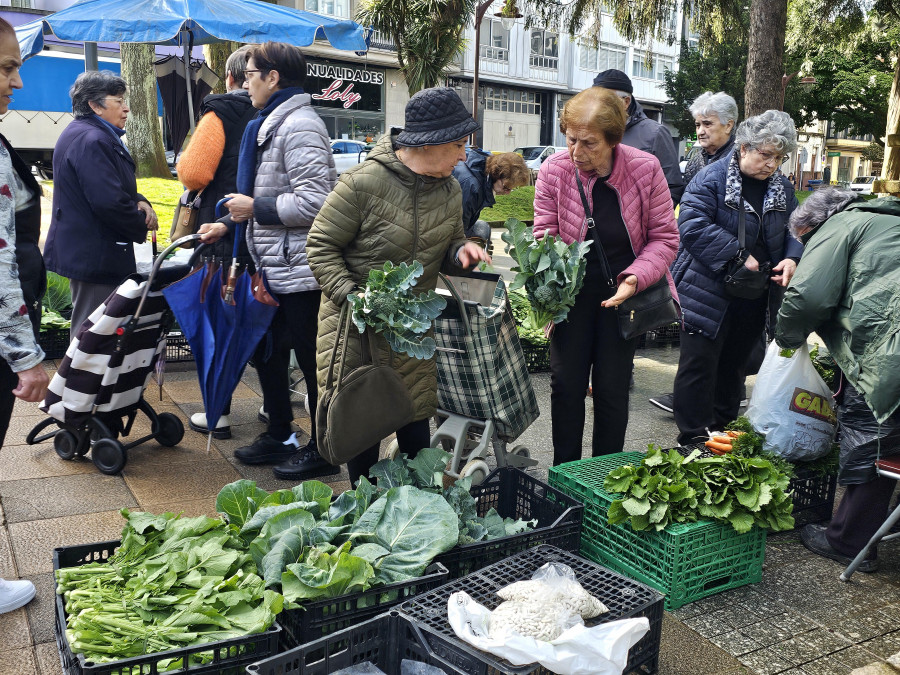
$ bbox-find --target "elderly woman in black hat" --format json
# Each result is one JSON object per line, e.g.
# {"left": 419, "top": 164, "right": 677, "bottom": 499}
{"left": 307, "top": 86, "right": 491, "bottom": 483}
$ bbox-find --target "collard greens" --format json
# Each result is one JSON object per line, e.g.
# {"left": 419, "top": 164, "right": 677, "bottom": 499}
{"left": 604, "top": 446, "right": 794, "bottom": 534}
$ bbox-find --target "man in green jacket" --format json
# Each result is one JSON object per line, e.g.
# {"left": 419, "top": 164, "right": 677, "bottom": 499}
{"left": 776, "top": 187, "right": 900, "bottom": 573}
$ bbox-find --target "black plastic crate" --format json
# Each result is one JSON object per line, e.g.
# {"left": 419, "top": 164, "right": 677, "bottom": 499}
{"left": 279, "top": 563, "right": 450, "bottom": 650}
{"left": 40, "top": 328, "right": 69, "bottom": 360}
{"left": 400, "top": 545, "right": 664, "bottom": 675}
{"left": 433, "top": 467, "right": 583, "bottom": 579}
{"left": 676, "top": 444, "right": 837, "bottom": 526}
{"left": 54, "top": 540, "right": 280, "bottom": 675}
{"left": 165, "top": 330, "right": 194, "bottom": 363}
{"left": 520, "top": 341, "right": 550, "bottom": 373}
{"left": 249, "top": 611, "right": 493, "bottom": 675}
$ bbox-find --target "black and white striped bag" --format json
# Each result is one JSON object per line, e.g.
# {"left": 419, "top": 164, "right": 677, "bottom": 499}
{"left": 41, "top": 277, "right": 169, "bottom": 426}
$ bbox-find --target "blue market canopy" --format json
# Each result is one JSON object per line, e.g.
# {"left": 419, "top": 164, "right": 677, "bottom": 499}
{"left": 15, "top": 0, "right": 370, "bottom": 59}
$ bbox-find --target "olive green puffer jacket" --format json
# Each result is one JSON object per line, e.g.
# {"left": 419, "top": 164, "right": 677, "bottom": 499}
{"left": 307, "top": 133, "right": 467, "bottom": 423}
{"left": 776, "top": 196, "right": 900, "bottom": 423}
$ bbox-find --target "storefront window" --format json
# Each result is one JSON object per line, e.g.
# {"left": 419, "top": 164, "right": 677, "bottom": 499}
{"left": 306, "top": 59, "right": 386, "bottom": 141}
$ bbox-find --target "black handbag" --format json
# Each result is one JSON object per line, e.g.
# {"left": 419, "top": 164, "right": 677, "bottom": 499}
{"left": 317, "top": 303, "right": 415, "bottom": 466}
{"left": 574, "top": 171, "right": 679, "bottom": 340}
{"left": 723, "top": 206, "right": 771, "bottom": 299}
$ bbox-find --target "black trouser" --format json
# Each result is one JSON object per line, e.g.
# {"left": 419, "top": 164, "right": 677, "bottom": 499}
{"left": 0, "top": 359, "right": 16, "bottom": 447}
{"left": 254, "top": 290, "right": 320, "bottom": 442}
{"left": 550, "top": 280, "right": 637, "bottom": 465}
{"left": 673, "top": 296, "right": 767, "bottom": 445}
{"left": 346, "top": 417, "right": 431, "bottom": 485}
{"left": 826, "top": 479, "right": 896, "bottom": 558}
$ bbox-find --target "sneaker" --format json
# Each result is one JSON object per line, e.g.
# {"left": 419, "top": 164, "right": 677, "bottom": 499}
{"left": 258, "top": 406, "right": 269, "bottom": 424}
{"left": 649, "top": 393, "right": 674, "bottom": 414}
{"left": 739, "top": 398, "right": 749, "bottom": 409}
{"left": 188, "top": 412, "right": 232, "bottom": 439}
{"left": 235, "top": 432, "right": 300, "bottom": 465}
{"left": 0, "top": 578, "right": 35, "bottom": 614}
{"left": 800, "top": 524, "right": 878, "bottom": 573}
{"left": 273, "top": 441, "right": 340, "bottom": 480}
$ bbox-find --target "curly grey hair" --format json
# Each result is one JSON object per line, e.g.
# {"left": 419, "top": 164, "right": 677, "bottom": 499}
{"left": 735, "top": 110, "right": 797, "bottom": 157}
{"left": 688, "top": 91, "right": 739, "bottom": 126}
{"left": 70, "top": 71, "right": 127, "bottom": 119}
{"left": 788, "top": 187, "right": 859, "bottom": 240}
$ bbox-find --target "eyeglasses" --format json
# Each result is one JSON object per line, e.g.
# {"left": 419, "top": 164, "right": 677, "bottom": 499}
{"left": 104, "top": 96, "right": 128, "bottom": 106}
{"left": 753, "top": 148, "right": 790, "bottom": 165}
{"left": 244, "top": 69, "right": 263, "bottom": 78}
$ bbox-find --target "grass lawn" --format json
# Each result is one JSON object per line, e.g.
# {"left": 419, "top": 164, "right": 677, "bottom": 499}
{"left": 480, "top": 185, "right": 535, "bottom": 223}
{"left": 136, "top": 177, "right": 184, "bottom": 249}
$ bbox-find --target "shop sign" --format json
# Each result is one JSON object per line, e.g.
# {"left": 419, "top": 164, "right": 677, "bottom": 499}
{"left": 827, "top": 151, "right": 841, "bottom": 157}
{"left": 307, "top": 61, "right": 384, "bottom": 111}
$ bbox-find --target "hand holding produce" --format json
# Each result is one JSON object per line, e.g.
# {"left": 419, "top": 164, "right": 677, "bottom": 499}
{"left": 501, "top": 217, "right": 592, "bottom": 330}
{"left": 348, "top": 260, "right": 446, "bottom": 359}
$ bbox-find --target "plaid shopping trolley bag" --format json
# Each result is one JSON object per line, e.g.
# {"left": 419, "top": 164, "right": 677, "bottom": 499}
{"left": 435, "top": 272, "right": 539, "bottom": 442}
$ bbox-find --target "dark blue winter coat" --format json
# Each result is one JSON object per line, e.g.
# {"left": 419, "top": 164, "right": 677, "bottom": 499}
{"left": 452, "top": 149, "right": 494, "bottom": 234}
{"left": 44, "top": 116, "right": 149, "bottom": 285}
{"left": 671, "top": 151, "right": 802, "bottom": 339}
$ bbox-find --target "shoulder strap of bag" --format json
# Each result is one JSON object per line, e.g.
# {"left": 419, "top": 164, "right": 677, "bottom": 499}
{"left": 325, "top": 301, "right": 386, "bottom": 391}
{"left": 574, "top": 170, "right": 616, "bottom": 289}
{"left": 737, "top": 201, "right": 746, "bottom": 248}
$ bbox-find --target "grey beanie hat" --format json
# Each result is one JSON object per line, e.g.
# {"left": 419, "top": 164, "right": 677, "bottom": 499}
{"left": 396, "top": 87, "right": 480, "bottom": 147}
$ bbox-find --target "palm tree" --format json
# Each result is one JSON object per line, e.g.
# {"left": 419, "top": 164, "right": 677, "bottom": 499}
{"left": 357, "top": 0, "right": 477, "bottom": 95}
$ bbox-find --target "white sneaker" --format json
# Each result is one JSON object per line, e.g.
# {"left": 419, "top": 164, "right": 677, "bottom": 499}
{"left": 188, "top": 412, "right": 232, "bottom": 439}
{"left": 0, "top": 578, "right": 35, "bottom": 614}
{"left": 258, "top": 405, "right": 270, "bottom": 423}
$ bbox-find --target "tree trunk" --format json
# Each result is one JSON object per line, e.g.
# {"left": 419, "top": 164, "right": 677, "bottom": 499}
{"left": 744, "top": 0, "right": 788, "bottom": 117}
{"left": 203, "top": 42, "right": 240, "bottom": 95}
{"left": 121, "top": 43, "right": 171, "bottom": 178}
{"left": 882, "top": 53, "right": 900, "bottom": 181}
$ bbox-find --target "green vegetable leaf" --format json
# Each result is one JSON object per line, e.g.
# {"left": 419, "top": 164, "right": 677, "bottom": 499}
{"left": 281, "top": 543, "right": 374, "bottom": 603}
{"left": 216, "top": 480, "right": 269, "bottom": 529}
{"left": 291, "top": 481, "right": 334, "bottom": 518}
{"left": 406, "top": 448, "right": 451, "bottom": 488}
{"left": 369, "top": 458, "right": 413, "bottom": 489}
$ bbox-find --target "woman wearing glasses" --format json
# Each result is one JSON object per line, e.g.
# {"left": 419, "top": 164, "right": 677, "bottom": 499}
{"left": 44, "top": 71, "right": 157, "bottom": 339}
{"left": 671, "top": 110, "right": 802, "bottom": 444}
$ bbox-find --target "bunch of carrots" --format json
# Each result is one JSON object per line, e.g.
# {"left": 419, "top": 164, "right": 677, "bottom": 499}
{"left": 704, "top": 430, "right": 745, "bottom": 455}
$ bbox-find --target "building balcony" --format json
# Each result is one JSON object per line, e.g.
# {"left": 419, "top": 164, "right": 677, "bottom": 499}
{"left": 369, "top": 30, "right": 397, "bottom": 51}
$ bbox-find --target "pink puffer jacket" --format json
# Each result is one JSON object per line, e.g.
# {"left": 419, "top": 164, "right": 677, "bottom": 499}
{"left": 533, "top": 145, "right": 679, "bottom": 298}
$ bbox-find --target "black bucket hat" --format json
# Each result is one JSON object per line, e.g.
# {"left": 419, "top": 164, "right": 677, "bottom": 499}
{"left": 396, "top": 87, "right": 480, "bottom": 147}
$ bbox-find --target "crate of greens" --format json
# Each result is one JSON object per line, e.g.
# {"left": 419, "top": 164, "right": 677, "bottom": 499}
{"left": 549, "top": 448, "right": 788, "bottom": 609}
{"left": 54, "top": 528, "right": 281, "bottom": 675}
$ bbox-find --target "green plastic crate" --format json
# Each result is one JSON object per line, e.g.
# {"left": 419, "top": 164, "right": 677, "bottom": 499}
{"left": 549, "top": 452, "right": 767, "bottom": 610}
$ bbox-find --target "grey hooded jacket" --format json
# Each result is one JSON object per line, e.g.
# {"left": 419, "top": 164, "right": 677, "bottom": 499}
{"left": 246, "top": 93, "right": 336, "bottom": 294}
{"left": 622, "top": 100, "right": 684, "bottom": 205}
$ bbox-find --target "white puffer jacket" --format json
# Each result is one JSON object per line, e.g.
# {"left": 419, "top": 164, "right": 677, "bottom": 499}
{"left": 247, "top": 93, "right": 336, "bottom": 294}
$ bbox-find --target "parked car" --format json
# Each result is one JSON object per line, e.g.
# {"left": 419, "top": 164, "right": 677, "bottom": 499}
{"left": 514, "top": 145, "right": 567, "bottom": 171}
{"left": 331, "top": 139, "right": 368, "bottom": 175}
{"left": 849, "top": 175, "right": 877, "bottom": 195}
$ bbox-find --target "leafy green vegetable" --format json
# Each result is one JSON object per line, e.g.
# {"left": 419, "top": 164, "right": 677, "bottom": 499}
{"left": 281, "top": 542, "right": 374, "bottom": 603}
{"left": 349, "top": 485, "right": 459, "bottom": 584}
{"left": 56, "top": 508, "right": 281, "bottom": 670}
{"left": 40, "top": 309, "right": 71, "bottom": 331}
{"left": 604, "top": 445, "right": 795, "bottom": 534}
{"left": 43, "top": 271, "right": 72, "bottom": 313}
{"left": 509, "top": 287, "right": 549, "bottom": 345}
{"left": 348, "top": 260, "right": 447, "bottom": 359}
{"left": 501, "top": 217, "right": 592, "bottom": 331}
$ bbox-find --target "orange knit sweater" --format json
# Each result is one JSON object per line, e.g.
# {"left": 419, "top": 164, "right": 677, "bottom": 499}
{"left": 176, "top": 111, "right": 226, "bottom": 191}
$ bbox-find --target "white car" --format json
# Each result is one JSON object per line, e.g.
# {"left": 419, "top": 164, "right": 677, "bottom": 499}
{"left": 331, "top": 139, "right": 368, "bottom": 175}
{"left": 514, "top": 145, "right": 567, "bottom": 171}
{"left": 849, "top": 175, "right": 877, "bottom": 195}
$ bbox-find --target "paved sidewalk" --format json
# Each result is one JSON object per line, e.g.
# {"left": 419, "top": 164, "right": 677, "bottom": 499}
{"left": 1, "top": 218, "right": 898, "bottom": 673}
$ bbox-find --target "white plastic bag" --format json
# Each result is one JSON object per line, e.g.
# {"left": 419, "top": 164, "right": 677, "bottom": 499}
{"left": 447, "top": 591, "right": 649, "bottom": 675}
{"left": 746, "top": 342, "right": 836, "bottom": 461}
